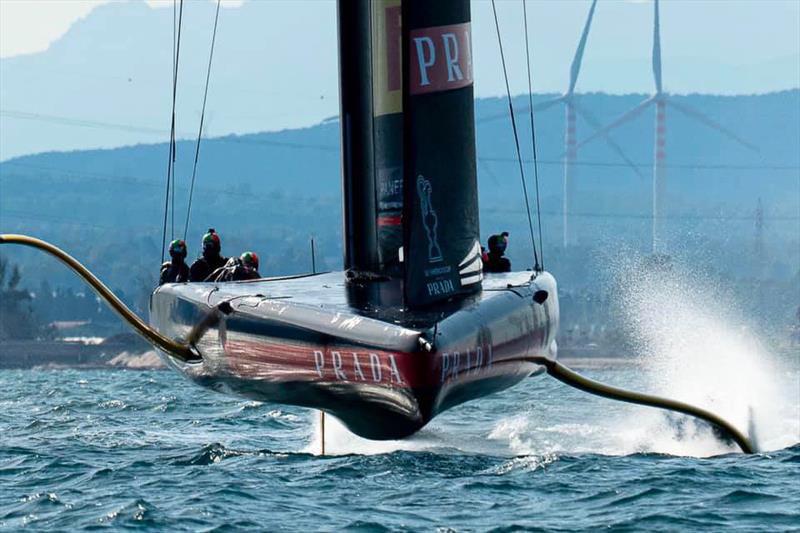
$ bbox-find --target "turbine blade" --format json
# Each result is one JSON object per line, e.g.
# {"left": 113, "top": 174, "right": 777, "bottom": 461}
{"left": 573, "top": 100, "right": 646, "bottom": 179}
{"left": 653, "top": 0, "right": 663, "bottom": 94}
{"left": 476, "top": 96, "right": 564, "bottom": 123}
{"left": 575, "top": 96, "right": 655, "bottom": 150}
{"left": 534, "top": 96, "right": 566, "bottom": 112}
{"left": 568, "top": 0, "right": 599, "bottom": 94}
{"left": 477, "top": 157, "right": 502, "bottom": 186}
{"left": 667, "top": 99, "right": 760, "bottom": 152}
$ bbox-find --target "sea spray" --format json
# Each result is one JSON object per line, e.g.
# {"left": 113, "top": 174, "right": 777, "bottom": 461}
{"left": 303, "top": 411, "right": 448, "bottom": 456}
{"left": 614, "top": 255, "right": 799, "bottom": 455}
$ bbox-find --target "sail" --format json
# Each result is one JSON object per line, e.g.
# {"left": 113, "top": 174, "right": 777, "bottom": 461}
{"left": 338, "top": 0, "right": 481, "bottom": 306}
{"left": 372, "top": 0, "right": 404, "bottom": 274}
{"left": 402, "top": 0, "right": 481, "bottom": 306}
{"left": 338, "top": 0, "right": 378, "bottom": 275}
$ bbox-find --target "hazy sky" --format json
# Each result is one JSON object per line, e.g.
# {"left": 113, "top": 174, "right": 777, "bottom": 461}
{"left": 0, "top": 0, "right": 798, "bottom": 159}
{"left": 2, "top": 0, "right": 798, "bottom": 94}
{"left": 0, "top": 0, "right": 243, "bottom": 58}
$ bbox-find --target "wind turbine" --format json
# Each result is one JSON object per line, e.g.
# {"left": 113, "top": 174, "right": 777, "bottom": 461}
{"left": 575, "top": 0, "right": 758, "bottom": 254}
{"left": 479, "top": 0, "right": 643, "bottom": 249}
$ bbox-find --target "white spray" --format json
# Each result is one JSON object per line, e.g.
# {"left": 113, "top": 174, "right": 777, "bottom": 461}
{"left": 610, "top": 257, "right": 799, "bottom": 456}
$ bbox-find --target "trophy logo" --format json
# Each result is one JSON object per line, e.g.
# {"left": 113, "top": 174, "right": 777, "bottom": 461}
{"left": 416, "top": 175, "right": 443, "bottom": 263}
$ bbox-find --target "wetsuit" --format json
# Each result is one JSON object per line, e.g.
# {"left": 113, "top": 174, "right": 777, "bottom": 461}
{"left": 232, "top": 266, "right": 260, "bottom": 281}
{"left": 483, "top": 233, "right": 511, "bottom": 273}
{"left": 189, "top": 254, "right": 227, "bottom": 282}
{"left": 209, "top": 257, "right": 261, "bottom": 282}
{"left": 159, "top": 261, "right": 190, "bottom": 284}
{"left": 483, "top": 253, "right": 511, "bottom": 273}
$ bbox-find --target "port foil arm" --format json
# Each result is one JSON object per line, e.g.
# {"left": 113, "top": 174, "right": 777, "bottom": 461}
{"left": 0, "top": 233, "right": 199, "bottom": 362}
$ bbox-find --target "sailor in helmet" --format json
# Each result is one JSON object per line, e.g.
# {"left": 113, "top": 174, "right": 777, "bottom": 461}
{"left": 189, "top": 228, "right": 228, "bottom": 282}
{"left": 159, "top": 239, "right": 190, "bottom": 285}
{"left": 237, "top": 251, "right": 261, "bottom": 280}
{"left": 483, "top": 231, "right": 511, "bottom": 273}
{"left": 209, "top": 251, "right": 262, "bottom": 282}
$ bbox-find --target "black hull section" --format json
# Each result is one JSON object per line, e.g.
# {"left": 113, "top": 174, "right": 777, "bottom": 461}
{"left": 149, "top": 271, "right": 558, "bottom": 440}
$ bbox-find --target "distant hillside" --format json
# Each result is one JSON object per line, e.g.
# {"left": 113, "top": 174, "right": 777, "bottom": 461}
{"left": 1, "top": 91, "right": 798, "bottom": 297}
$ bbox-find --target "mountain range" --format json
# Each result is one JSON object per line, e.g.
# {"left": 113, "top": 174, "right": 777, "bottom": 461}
{"left": 1, "top": 91, "right": 798, "bottom": 298}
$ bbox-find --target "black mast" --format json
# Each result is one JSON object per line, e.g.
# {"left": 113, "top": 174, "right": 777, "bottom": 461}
{"left": 402, "top": 0, "right": 481, "bottom": 307}
{"left": 338, "top": 0, "right": 378, "bottom": 275}
{"left": 337, "top": 0, "right": 481, "bottom": 308}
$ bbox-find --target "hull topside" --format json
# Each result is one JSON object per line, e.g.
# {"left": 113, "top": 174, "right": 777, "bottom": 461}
{"left": 150, "top": 271, "right": 558, "bottom": 439}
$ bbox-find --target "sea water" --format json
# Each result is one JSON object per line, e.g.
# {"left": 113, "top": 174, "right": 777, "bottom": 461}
{"left": 0, "top": 355, "right": 797, "bottom": 532}
{"left": 2, "top": 269, "right": 799, "bottom": 531}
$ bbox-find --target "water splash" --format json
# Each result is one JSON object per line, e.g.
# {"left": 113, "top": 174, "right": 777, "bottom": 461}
{"left": 613, "top": 256, "right": 799, "bottom": 456}
{"left": 302, "top": 410, "right": 522, "bottom": 456}
{"left": 302, "top": 412, "right": 417, "bottom": 456}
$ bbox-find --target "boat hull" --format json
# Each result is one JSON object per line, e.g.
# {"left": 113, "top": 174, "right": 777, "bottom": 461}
{"left": 149, "top": 271, "right": 558, "bottom": 439}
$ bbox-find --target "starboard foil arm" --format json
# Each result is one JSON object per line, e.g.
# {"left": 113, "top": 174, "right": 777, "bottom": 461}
{"left": 0, "top": 234, "right": 199, "bottom": 363}
{"left": 530, "top": 356, "right": 756, "bottom": 454}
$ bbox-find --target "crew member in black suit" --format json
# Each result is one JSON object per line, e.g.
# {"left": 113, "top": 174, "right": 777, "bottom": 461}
{"left": 483, "top": 232, "right": 511, "bottom": 273}
{"left": 159, "top": 239, "right": 190, "bottom": 284}
{"left": 189, "top": 228, "right": 227, "bottom": 281}
{"left": 209, "top": 251, "right": 262, "bottom": 282}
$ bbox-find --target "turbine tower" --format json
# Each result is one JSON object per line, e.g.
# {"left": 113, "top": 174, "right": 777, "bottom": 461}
{"left": 479, "top": 0, "right": 643, "bottom": 249}
{"left": 534, "top": 0, "right": 644, "bottom": 247}
{"left": 576, "top": 0, "right": 758, "bottom": 254}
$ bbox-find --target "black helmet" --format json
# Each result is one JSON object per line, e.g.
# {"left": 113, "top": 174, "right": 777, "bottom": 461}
{"left": 488, "top": 232, "right": 509, "bottom": 254}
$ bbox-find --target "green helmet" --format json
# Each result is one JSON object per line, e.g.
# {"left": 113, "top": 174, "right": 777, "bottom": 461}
{"left": 240, "top": 251, "right": 259, "bottom": 270}
{"left": 169, "top": 239, "right": 187, "bottom": 257}
{"left": 202, "top": 228, "right": 221, "bottom": 252}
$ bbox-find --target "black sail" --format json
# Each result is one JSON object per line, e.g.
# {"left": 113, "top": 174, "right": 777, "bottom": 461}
{"left": 338, "top": 0, "right": 378, "bottom": 275}
{"left": 372, "top": 0, "right": 404, "bottom": 275}
{"left": 402, "top": 0, "right": 481, "bottom": 306}
{"left": 338, "top": 0, "right": 481, "bottom": 306}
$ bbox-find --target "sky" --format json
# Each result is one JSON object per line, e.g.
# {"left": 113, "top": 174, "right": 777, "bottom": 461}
{"left": 0, "top": 0, "right": 244, "bottom": 58}
{"left": 0, "top": 0, "right": 798, "bottom": 160}
{"left": 1, "top": 0, "right": 798, "bottom": 91}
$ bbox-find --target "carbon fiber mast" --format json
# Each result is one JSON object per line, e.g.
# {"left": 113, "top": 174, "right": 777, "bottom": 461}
{"left": 339, "top": 0, "right": 482, "bottom": 308}
{"left": 338, "top": 0, "right": 379, "bottom": 277}
{"left": 402, "top": 0, "right": 482, "bottom": 307}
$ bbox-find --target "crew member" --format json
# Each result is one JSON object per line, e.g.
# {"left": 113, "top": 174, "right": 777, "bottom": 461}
{"left": 210, "top": 251, "right": 261, "bottom": 282}
{"left": 236, "top": 251, "right": 261, "bottom": 280}
{"left": 483, "top": 231, "right": 511, "bottom": 273}
{"left": 159, "top": 239, "right": 190, "bottom": 285}
{"left": 189, "top": 228, "right": 227, "bottom": 282}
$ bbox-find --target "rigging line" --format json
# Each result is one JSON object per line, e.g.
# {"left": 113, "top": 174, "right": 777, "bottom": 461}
{"left": 171, "top": 0, "right": 184, "bottom": 242}
{"left": 522, "top": 0, "right": 544, "bottom": 272}
{"left": 184, "top": 0, "right": 222, "bottom": 242}
{"left": 162, "top": 0, "right": 184, "bottom": 260}
{"left": 491, "top": 0, "right": 539, "bottom": 268}
{"left": 160, "top": 151, "right": 171, "bottom": 263}
{"left": 161, "top": 0, "right": 177, "bottom": 263}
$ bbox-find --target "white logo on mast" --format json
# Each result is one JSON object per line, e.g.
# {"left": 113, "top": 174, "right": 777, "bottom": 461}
{"left": 416, "top": 175, "right": 443, "bottom": 263}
